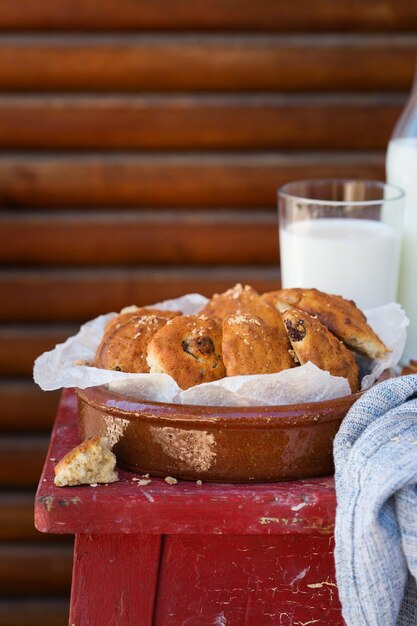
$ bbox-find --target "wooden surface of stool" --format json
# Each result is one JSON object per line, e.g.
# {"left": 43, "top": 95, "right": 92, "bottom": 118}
{"left": 35, "top": 389, "right": 344, "bottom": 626}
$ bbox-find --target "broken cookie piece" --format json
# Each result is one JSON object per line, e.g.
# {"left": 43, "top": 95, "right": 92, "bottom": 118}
{"left": 282, "top": 308, "right": 360, "bottom": 393}
{"left": 54, "top": 436, "right": 119, "bottom": 487}
{"left": 263, "top": 287, "right": 388, "bottom": 360}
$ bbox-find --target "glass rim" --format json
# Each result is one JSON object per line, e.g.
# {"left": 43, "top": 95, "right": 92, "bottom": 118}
{"left": 278, "top": 178, "right": 405, "bottom": 206}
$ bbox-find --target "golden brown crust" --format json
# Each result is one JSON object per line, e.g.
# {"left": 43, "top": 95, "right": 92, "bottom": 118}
{"left": 146, "top": 315, "right": 226, "bottom": 389}
{"left": 104, "top": 307, "right": 180, "bottom": 337}
{"left": 55, "top": 436, "right": 101, "bottom": 473}
{"left": 263, "top": 288, "right": 387, "bottom": 360}
{"left": 222, "top": 314, "right": 295, "bottom": 376}
{"left": 281, "top": 308, "right": 360, "bottom": 393}
{"left": 94, "top": 315, "right": 168, "bottom": 373}
{"left": 200, "top": 283, "right": 285, "bottom": 330}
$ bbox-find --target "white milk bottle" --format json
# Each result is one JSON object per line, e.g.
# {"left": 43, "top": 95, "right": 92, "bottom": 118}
{"left": 386, "top": 64, "right": 417, "bottom": 363}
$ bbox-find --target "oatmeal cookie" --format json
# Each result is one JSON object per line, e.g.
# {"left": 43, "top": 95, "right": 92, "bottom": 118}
{"left": 94, "top": 315, "right": 168, "bottom": 373}
{"left": 200, "top": 283, "right": 286, "bottom": 330}
{"left": 263, "top": 287, "right": 387, "bottom": 360}
{"left": 147, "top": 315, "right": 225, "bottom": 389}
{"left": 222, "top": 314, "right": 295, "bottom": 376}
{"left": 282, "top": 308, "right": 360, "bottom": 393}
{"left": 105, "top": 307, "right": 180, "bottom": 337}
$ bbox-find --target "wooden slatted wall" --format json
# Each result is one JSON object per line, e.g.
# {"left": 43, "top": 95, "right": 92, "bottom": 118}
{"left": 1, "top": 2, "right": 416, "bottom": 623}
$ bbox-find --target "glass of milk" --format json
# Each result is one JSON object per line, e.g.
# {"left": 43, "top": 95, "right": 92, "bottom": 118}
{"left": 278, "top": 179, "right": 404, "bottom": 310}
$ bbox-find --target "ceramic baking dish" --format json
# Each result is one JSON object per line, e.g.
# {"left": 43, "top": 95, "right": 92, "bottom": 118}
{"left": 77, "top": 383, "right": 370, "bottom": 482}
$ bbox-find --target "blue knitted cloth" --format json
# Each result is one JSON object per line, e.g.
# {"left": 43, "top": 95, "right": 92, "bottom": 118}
{"left": 334, "top": 374, "right": 417, "bottom": 626}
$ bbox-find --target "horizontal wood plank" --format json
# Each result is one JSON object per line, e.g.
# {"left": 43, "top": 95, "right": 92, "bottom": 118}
{"left": 0, "top": 0, "right": 416, "bottom": 32}
{"left": 0, "top": 268, "right": 281, "bottom": 322}
{"left": 0, "top": 493, "right": 39, "bottom": 542}
{"left": 0, "top": 436, "right": 50, "bottom": 487}
{"left": 0, "top": 544, "right": 72, "bottom": 594}
{"left": 0, "top": 211, "right": 279, "bottom": 266}
{"left": 0, "top": 152, "right": 384, "bottom": 208}
{"left": 0, "top": 35, "right": 414, "bottom": 92}
{"left": 0, "top": 492, "right": 72, "bottom": 542}
{"left": 0, "top": 94, "right": 403, "bottom": 150}
{"left": 0, "top": 327, "right": 73, "bottom": 377}
{"left": 0, "top": 381, "right": 59, "bottom": 431}
{"left": 0, "top": 599, "right": 69, "bottom": 626}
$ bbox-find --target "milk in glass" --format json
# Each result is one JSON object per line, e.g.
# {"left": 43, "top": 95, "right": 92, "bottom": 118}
{"left": 280, "top": 218, "right": 401, "bottom": 310}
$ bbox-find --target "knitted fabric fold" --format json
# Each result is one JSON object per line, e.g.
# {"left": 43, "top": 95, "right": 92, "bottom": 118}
{"left": 334, "top": 374, "right": 417, "bottom": 626}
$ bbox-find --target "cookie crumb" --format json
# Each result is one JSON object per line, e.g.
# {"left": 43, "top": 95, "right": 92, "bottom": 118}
{"left": 90, "top": 483, "right": 98, "bottom": 487}
{"left": 49, "top": 458, "right": 56, "bottom": 462}
{"left": 165, "top": 476, "right": 178, "bottom": 485}
{"left": 288, "top": 349, "right": 299, "bottom": 364}
{"left": 142, "top": 473, "right": 150, "bottom": 479}
{"left": 137, "top": 479, "right": 152, "bottom": 486}
{"left": 196, "top": 480, "right": 203, "bottom": 486}
{"left": 74, "top": 359, "right": 91, "bottom": 367}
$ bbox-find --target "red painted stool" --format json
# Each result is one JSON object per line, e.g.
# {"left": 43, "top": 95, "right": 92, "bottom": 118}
{"left": 35, "top": 389, "right": 344, "bottom": 626}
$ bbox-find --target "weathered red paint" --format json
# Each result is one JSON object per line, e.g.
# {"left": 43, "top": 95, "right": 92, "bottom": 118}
{"left": 155, "top": 534, "right": 343, "bottom": 625}
{"left": 35, "top": 389, "right": 344, "bottom": 625}
{"left": 69, "top": 534, "right": 161, "bottom": 626}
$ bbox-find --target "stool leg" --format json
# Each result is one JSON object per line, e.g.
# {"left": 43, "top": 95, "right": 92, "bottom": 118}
{"left": 69, "top": 533, "right": 161, "bottom": 626}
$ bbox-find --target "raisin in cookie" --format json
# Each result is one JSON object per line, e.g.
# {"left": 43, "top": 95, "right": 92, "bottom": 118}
{"left": 147, "top": 316, "right": 225, "bottom": 389}
{"left": 282, "top": 308, "right": 360, "bottom": 393}
{"left": 263, "top": 287, "right": 387, "bottom": 360}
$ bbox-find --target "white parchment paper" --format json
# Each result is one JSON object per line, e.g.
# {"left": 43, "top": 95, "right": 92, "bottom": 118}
{"left": 33, "top": 294, "right": 408, "bottom": 407}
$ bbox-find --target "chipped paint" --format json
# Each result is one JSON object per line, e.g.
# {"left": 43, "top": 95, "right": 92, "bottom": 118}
{"left": 151, "top": 426, "right": 217, "bottom": 471}
{"left": 57, "top": 496, "right": 81, "bottom": 508}
{"left": 213, "top": 611, "right": 227, "bottom": 625}
{"left": 307, "top": 580, "right": 337, "bottom": 589}
{"left": 289, "top": 566, "right": 310, "bottom": 586}
{"left": 41, "top": 496, "right": 54, "bottom": 512}
{"left": 258, "top": 515, "right": 334, "bottom": 532}
{"left": 291, "top": 502, "right": 307, "bottom": 511}
{"left": 104, "top": 415, "right": 129, "bottom": 446}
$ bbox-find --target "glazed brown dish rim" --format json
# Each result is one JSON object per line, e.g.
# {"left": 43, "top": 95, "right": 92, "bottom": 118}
{"left": 76, "top": 383, "right": 367, "bottom": 428}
